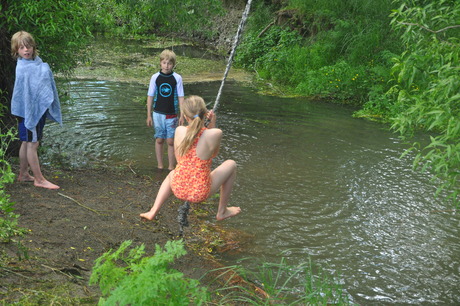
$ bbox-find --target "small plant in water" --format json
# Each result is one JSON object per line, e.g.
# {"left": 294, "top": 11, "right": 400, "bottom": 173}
{"left": 213, "top": 256, "right": 350, "bottom": 305}
{"left": 89, "top": 239, "right": 209, "bottom": 305}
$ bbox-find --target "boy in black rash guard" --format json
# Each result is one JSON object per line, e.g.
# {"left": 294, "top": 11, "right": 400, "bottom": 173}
{"left": 146, "top": 49, "right": 184, "bottom": 170}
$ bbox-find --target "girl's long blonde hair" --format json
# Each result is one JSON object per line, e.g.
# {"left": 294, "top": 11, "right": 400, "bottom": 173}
{"left": 177, "top": 95, "right": 208, "bottom": 157}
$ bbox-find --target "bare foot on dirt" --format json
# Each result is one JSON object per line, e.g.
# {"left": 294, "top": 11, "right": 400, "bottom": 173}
{"left": 216, "top": 207, "right": 241, "bottom": 221}
{"left": 18, "top": 175, "right": 35, "bottom": 182}
{"left": 34, "top": 180, "right": 60, "bottom": 190}
{"left": 140, "top": 212, "right": 155, "bottom": 221}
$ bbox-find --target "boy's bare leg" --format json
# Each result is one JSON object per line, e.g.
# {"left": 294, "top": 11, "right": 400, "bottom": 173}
{"left": 155, "top": 138, "right": 164, "bottom": 169}
{"left": 26, "top": 142, "right": 60, "bottom": 190}
{"left": 140, "top": 171, "right": 174, "bottom": 220}
{"left": 18, "top": 142, "right": 34, "bottom": 182}
{"left": 210, "top": 160, "right": 241, "bottom": 221}
{"left": 166, "top": 138, "right": 175, "bottom": 170}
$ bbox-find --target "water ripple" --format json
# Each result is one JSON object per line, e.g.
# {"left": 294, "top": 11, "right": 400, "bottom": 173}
{"left": 48, "top": 79, "right": 460, "bottom": 305}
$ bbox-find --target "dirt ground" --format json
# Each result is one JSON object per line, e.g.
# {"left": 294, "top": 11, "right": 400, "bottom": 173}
{"left": 2, "top": 163, "right": 252, "bottom": 303}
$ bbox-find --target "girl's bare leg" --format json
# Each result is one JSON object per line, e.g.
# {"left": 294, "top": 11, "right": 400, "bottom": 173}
{"left": 140, "top": 171, "right": 174, "bottom": 220}
{"left": 166, "top": 138, "right": 175, "bottom": 170}
{"left": 18, "top": 142, "right": 34, "bottom": 181}
{"left": 210, "top": 160, "right": 241, "bottom": 221}
{"left": 26, "top": 142, "right": 59, "bottom": 189}
{"left": 155, "top": 138, "right": 164, "bottom": 169}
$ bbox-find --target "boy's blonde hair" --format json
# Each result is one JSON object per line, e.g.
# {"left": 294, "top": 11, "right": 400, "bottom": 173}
{"left": 11, "top": 31, "right": 38, "bottom": 59}
{"left": 177, "top": 95, "right": 208, "bottom": 157}
{"left": 159, "top": 49, "right": 176, "bottom": 67}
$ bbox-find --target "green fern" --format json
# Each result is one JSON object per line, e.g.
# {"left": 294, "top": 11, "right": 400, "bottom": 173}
{"left": 90, "top": 240, "right": 209, "bottom": 305}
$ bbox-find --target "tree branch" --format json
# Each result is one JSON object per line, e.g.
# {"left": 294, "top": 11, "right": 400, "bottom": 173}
{"left": 58, "top": 192, "right": 101, "bottom": 215}
{"left": 399, "top": 22, "right": 460, "bottom": 34}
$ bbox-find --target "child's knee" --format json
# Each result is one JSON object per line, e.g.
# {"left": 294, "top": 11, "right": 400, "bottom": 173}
{"left": 27, "top": 141, "right": 40, "bottom": 150}
{"left": 156, "top": 138, "right": 165, "bottom": 145}
{"left": 226, "top": 159, "right": 237, "bottom": 171}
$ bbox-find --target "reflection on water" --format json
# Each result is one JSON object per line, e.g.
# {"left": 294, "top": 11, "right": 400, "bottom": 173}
{"left": 47, "top": 79, "right": 460, "bottom": 305}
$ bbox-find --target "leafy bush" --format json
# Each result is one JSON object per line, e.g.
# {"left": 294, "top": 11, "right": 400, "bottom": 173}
{"left": 0, "top": 98, "right": 26, "bottom": 248}
{"left": 235, "top": 0, "right": 399, "bottom": 104}
{"left": 387, "top": 0, "right": 460, "bottom": 205}
{"left": 84, "top": 0, "right": 224, "bottom": 38}
{"left": 90, "top": 239, "right": 209, "bottom": 305}
{"left": 1, "top": 0, "right": 93, "bottom": 74}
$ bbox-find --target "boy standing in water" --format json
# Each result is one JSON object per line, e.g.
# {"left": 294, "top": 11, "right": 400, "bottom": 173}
{"left": 10, "top": 31, "right": 62, "bottom": 190}
{"left": 146, "top": 49, "right": 184, "bottom": 171}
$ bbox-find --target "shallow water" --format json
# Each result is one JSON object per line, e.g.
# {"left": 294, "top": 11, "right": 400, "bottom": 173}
{"left": 47, "top": 78, "right": 460, "bottom": 305}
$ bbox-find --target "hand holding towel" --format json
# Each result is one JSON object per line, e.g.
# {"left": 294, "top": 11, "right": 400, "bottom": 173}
{"left": 11, "top": 56, "right": 62, "bottom": 130}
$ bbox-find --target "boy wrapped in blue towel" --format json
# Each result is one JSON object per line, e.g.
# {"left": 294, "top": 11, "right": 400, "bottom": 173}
{"left": 11, "top": 31, "right": 62, "bottom": 189}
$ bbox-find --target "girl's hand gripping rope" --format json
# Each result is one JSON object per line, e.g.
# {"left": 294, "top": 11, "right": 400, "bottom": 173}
{"left": 206, "top": 110, "right": 216, "bottom": 128}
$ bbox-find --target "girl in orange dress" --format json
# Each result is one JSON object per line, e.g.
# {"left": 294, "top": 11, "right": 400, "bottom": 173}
{"left": 140, "top": 95, "right": 241, "bottom": 221}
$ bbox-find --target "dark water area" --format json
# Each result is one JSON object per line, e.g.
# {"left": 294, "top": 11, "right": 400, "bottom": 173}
{"left": 45, "top": 78, "right": 460, "bottom": 305}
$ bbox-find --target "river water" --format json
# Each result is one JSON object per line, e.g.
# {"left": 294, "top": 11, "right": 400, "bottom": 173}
{"left": 46, "top": 78, "right": 460, "bottom": 305}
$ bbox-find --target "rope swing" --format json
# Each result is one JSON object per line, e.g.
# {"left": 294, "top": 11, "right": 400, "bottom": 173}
{"left": 212, "top": 0, "right": 253, "bottom": 113}
{"left": 177, "top": 201, "right": 191, "bottom": 236}
{"left": 178, "top": 0, "right": 253, "bottom": 235}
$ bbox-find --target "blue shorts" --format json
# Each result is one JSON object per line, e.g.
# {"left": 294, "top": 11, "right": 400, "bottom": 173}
{"left": 153, "top": 112, "right": 177, "bottom": 139}
{"left": 18, "top": 114, "right": 47, "bottom": 142}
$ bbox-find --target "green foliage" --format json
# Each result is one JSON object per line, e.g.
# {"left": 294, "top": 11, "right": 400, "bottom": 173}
{"left": 386, "top": 0, "right": 460, "bottom": 205}
{"left": 215, "top": 257, "right": 349, "bottom": 305}
{"left": 90, "top": 239, "right": 209, "bottom": 305}
{"left": 294, "top": 60, "right": 389, "bottom": 104}
{"left": 84, "top": 0, "right": 224, "bottom": 38}
{"left": 235, "top": 0, "right": 399, "bottom": 103}
{"left": 1, "top": 0, "right": 93, "bottom": 74}
{"left": 0, "top": 99, "right": 26, "bottom": 248}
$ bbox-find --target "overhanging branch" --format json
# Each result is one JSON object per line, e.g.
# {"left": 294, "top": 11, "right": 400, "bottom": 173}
{"left": 399, "top": 22, "right": 460, "bottom": 34}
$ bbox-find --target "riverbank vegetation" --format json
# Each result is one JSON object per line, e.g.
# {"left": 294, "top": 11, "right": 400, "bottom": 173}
{"left": 234, "top": 0, "right": 459, "bottom": 206}
{"left": 89, "top": 240, "right": 350, "bottom": 305}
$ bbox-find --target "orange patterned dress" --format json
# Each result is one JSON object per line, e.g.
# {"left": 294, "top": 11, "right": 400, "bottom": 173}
{"left": 171, "top": 128, "right": 213, "bottom": 203}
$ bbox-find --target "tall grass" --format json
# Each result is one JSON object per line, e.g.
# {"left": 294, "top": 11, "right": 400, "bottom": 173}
{"left": 235, "top": 0, "right": 400, "bottom": 104}
{"left": 212, "top": 257, "right": 350, "bottom": 305}
{"left": 83, "top": 0, "right": 224, "bottom": 39}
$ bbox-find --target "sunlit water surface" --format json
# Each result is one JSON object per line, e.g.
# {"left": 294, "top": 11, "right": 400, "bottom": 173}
{"left": 46, "top": 79, "right": 460, "bottom": 305}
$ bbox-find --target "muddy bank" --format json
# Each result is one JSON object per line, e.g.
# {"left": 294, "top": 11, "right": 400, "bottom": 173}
{"left": 2, "top": 164, "right": 251, "bottom": 303}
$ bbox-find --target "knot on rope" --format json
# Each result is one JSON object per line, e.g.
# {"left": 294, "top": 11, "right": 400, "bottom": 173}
{"left": 177, "top": 201, "right": 191, "bottom": 236}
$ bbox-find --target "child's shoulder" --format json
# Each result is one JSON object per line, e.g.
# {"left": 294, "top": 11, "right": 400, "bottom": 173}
{"left": 176, "top": 125, "right": 187, "bottom": 134}
{"left": 204, "top": 128, "right": 222, "bottom": 139}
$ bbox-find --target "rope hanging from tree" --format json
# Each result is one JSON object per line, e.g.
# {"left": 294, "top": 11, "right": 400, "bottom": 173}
{"left": 177, "top": 201, "right": 191, "bottom": 236}
{"left": 212, "top": 0, "right": 253, "bottom": 113}
{"left": 178, "top": 0, "right": 253, "bottom": 235}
